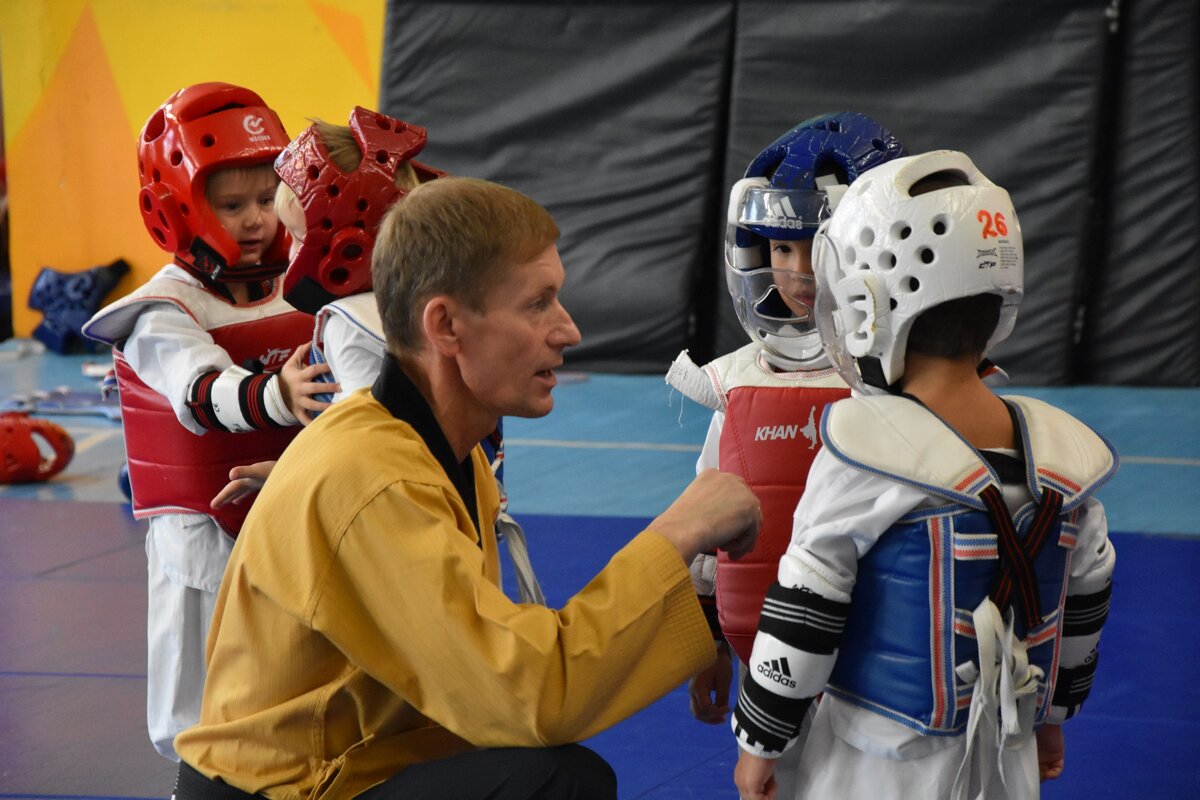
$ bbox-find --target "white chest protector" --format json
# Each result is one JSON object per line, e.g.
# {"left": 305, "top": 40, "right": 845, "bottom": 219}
{"left": 821, "top": 394, "right": 1117, "bottom": 514}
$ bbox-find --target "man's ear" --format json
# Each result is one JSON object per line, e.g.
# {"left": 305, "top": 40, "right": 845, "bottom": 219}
{"left": 422, "top": 295, "right": 463, "bottom": 357}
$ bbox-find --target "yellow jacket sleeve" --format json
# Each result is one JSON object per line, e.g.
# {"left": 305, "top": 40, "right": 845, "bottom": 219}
{"left": 312, "top": 477, "right": 714, "bottom": 746}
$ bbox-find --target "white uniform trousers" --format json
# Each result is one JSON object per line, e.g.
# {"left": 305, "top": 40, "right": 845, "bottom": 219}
{"left": 145, "top": 513, "right": 232, "bottom": 760}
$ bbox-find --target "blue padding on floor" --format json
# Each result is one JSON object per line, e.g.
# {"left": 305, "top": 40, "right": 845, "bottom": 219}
{"left": 504, "top": 512, "right": 652, "bottom": 605}
{"left": 510, "top": 516, "right": 1200, "bottom": 799}
{"left": 507, "top": 513, "right": 737, "bottom": 798}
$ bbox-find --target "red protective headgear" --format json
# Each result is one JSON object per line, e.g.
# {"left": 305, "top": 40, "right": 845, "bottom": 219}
{"left": 275, "top": 107, "right": 445, "bottom": 314}
{"left": 137, "top": 82, "right": 291, "bottom": 284}
{"left": 1, "top": 413, "right": 74, "bottom": 483}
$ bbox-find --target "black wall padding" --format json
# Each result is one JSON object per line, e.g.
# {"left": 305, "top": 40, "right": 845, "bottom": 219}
{"left": 381, "top": 1, "right": 1198, "bottom": 385}
{"left": 716, "top": 1, "right": 1110, "bottom": 385}
{"left": 1083, "top": 0, "right": 1200, "bottom": 385}
{"left": 380, "top": 2, "right": 735, "bottom": 372}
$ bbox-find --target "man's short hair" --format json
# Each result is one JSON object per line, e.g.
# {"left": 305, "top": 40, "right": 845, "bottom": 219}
{"left": 371, "top": 176, "right": 560, "bottom": 355}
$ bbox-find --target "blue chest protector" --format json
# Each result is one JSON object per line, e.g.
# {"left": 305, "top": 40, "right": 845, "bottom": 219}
{"left": 819, "top": 394, "right": 1117, "bottom": 736}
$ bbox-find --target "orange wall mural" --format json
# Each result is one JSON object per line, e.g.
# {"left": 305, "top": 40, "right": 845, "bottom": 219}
{"left": 0, "top": 0, "right": 385, "bottom": 337}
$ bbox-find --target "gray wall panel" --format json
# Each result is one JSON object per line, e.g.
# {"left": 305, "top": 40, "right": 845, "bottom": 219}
{"left": 716, "top": 1, "right": 1110, "bottom": 385}
{"left": 380, "top": 2, "right": 734, "bottom": 372}
{"left": 379, "top": 1, "right": 1199, "bottom": 385}
{"left": 1085, "top": 0, "right": 1200, "bottom": 384}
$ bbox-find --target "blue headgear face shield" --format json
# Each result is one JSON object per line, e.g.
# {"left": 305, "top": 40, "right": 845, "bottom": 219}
{"left": 725, "top": 112, "right": 907, "bottom": 371}
{"left": 724, "top": 178, "right": 826, "bottom": 367}
{"left": 736, "top": 184, "right": 831, "bottom": 240}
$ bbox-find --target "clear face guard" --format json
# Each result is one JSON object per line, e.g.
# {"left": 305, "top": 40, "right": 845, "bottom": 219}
{"left": 812, "top": 230, "right": 877, "bottom": 394}
{"left": 724, "top": 179, "right": 836, "bottom": 368}
{"left": 725, "top": 262, "right": 817, "bottom": 326}
{"left": 725, "top": 258, "right": 826, "bottom": 367}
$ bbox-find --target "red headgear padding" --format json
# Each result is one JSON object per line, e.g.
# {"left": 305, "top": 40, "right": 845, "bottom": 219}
{"left": 1, "top": 413, "right": 75, "bottom": 483}
{"left": 137, "top": 82, "right": 291, "bottom": 285}
{"left": 276, "top": 107, "right": 446, "bottom": 314}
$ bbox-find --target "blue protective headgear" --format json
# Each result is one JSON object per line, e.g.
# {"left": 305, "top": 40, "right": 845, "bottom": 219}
{"left": 28, "top": 259, "right": 131, "bottom": 353}
{"left": 726, "top": 113, "right": 905, "bottom": 370}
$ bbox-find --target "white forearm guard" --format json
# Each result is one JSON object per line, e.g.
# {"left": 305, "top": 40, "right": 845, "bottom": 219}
{"left": 186, "top": 365, "right": 298, "bottom": 432}
{"left": 1048, "top": 535, "right": 1115, "bottom": 724}
{"left": 732, "top": 579, "right": 851, "bottom": 757}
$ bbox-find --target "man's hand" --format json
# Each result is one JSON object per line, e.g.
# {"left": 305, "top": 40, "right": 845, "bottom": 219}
{"left": 1036, "top": 724, "right": 1064, "bottom": 782}
{"left": 688, "top": 641, "right": 733, "bottom": 723}
{"left": 653, "top": 469, "right": 761, "bottom": 564}
{"left": 279, "top": 342, "right": 339, "bottom": 425}
{"left": 211, "top": 461, "right": 276, "bottom": 508}
{"left": 734, "top": 750, "right": 777, "bottom": 800}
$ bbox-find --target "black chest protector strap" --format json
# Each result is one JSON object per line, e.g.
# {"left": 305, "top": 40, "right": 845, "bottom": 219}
{"left": 979, "top": 483, "right": 1064, "bottom": 629}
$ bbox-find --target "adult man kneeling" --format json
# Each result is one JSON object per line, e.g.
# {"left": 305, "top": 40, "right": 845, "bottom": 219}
{"left": 173, "top": 177, "right": 761, "bottom": 800}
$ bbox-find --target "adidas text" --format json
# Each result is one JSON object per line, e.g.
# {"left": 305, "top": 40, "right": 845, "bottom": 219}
{"left": 756, "top": 663, "right": 797, "bottom": 688}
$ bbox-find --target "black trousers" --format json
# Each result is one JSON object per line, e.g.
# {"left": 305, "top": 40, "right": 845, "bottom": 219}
{"left": 356, "top": 745, "right": 616, "bottom": 800}
{"left": 176, "top": 745, "right": 615, "bottom": 800}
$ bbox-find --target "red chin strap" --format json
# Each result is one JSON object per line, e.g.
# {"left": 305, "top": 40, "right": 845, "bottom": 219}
{"left": 1, "top": 413, "right": 75, "bottom": 483}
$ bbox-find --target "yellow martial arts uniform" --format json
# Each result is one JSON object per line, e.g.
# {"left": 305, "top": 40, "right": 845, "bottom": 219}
{"left": 175, "top": 358, "right": 715, "bottom": 799}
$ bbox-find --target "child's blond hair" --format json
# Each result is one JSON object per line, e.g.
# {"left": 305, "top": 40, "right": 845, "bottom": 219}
{"left": 274, "top": 119, "right": 421, "bottom": 223}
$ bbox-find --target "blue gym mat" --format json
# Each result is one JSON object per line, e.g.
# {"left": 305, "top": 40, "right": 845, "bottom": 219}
{"left": 2, "top": 340, "right": 1198, "bottom": 798}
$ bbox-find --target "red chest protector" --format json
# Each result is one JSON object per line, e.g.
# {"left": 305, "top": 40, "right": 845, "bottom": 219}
{"left": 86, "top": 268, "right": 312, "bottom": 536}
{"left": 713, "top": 360, "right": 849, "bottom": 663}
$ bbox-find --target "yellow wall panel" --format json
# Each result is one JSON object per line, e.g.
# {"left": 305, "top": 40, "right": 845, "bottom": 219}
{"left": 0, "top": 0, "right": 90, "bottom": 138}
{"left": 1, "top": 0, "right": 385, "bottom": 339}
{"left": 4, "top": 4, "right": 148, "bottom": 339}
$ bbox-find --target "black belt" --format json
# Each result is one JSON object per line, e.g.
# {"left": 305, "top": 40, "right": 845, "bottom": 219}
{"left": 174, "top": 762, "right": 262, "bottom": 800}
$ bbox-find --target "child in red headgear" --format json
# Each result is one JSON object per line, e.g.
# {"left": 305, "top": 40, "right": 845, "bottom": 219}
{"left": 82, "top": 82, "right": 328, "bottom": 761}
{"left": 211, "top": 108, "right": 545, "bottom": 605}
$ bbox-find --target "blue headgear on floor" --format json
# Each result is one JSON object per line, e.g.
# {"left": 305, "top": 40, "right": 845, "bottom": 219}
{"left": 725, "top": 113, "right": 905, "bottom": 370}
{"left": 27, "top": 259, "right": 131, "bottom": 353}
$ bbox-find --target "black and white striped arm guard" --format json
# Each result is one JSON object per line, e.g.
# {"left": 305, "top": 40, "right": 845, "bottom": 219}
{"left": 731, "top": 581, "right": 851, "bottom": 757}
{"left": 1048, "top": 540, "right": 1115, "bottom": 723}
{"left": 186, "top": 365, "right": 298, "bottom": 432}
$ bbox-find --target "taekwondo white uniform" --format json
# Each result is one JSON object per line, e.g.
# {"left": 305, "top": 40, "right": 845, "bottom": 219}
{"left": 83, "top": 265, "right": 310, "bottom": 759}
{"left": 732, "top": 394, "right": 1118, "bottom": 800}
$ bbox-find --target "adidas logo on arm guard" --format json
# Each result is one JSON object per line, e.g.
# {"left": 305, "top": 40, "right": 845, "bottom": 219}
{"left": 756, "top": 657, "right": 798, "bottom": 689}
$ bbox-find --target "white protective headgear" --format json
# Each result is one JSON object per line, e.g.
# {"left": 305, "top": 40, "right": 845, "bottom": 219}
{"left": 812, "top": 150, "right": 1023, "bottom": 394}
